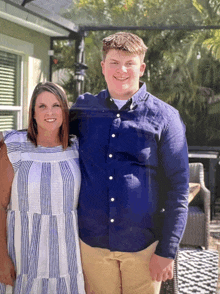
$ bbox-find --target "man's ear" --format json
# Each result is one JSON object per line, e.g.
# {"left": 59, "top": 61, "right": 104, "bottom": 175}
{"left": 101, "top": 60, "right": 105, "bottom": 76}
{"left": 139, "top": 63, "right": 146, "bottom": 77}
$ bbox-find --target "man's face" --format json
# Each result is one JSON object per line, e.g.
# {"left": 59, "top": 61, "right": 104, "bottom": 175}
{"left": 101, "top": 49, "right": 146, "bottom": 100}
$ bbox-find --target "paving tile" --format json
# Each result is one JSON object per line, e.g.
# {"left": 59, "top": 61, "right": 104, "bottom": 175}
{"left": 210, "top": 218, "right": 220, "bottom": 293}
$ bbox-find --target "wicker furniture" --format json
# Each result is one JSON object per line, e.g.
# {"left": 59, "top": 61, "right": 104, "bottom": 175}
{"left": 181, "top": 162, "right": 210, "bottom": 249}
{"left": 160, "top": 162, "right": 210, "bottom": 293}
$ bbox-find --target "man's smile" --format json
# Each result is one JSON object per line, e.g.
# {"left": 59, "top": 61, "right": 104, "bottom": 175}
{"left": 114, "top": 76, "right": 129, "bottom": 81}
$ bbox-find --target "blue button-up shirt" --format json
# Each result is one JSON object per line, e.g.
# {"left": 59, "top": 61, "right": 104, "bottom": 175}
{"left": 70, "top": 83, "right": 189, "bottom": 259}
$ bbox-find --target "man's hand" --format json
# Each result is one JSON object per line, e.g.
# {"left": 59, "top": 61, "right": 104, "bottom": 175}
{"left": 149, "top": 253, "right": 174, "bottom": 282}
{"left": 0, "top": 255, "right": 16, "bottom": 286}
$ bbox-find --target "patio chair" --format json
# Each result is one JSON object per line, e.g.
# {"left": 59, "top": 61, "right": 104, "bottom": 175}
{"left": 180, "top": 162, "right": 210, "bottom": 249}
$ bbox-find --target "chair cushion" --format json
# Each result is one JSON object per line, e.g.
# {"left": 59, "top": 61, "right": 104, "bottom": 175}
{"left": 188, "top": 206, "right": 203, "bottom": 214}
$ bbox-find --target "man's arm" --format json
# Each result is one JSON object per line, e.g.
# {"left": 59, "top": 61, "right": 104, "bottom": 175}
{"left": 156, "top": 111, "right": 189, "bottom": 258}
{"left": 150, "top": 111, "right": 189, "bottom": 281}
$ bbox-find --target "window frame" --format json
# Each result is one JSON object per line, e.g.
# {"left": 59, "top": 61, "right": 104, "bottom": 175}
{"left": 0, "top": 33, "right": 34, "bottom": 131}
{"left": 0, "top": 48, "right": 24, "bottom": 130}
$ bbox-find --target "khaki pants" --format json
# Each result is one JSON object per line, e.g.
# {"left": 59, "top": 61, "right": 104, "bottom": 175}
{"left": 80, "top": 240, "right": 161, "bottom": 294}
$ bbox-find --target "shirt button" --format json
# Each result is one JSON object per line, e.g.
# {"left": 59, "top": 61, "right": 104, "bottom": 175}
{"left": 109, "top": 176, "right": 113, "bottom": 180}
{"left": 109, "top": 154, "right": 113, "bottom": 158}
{"left": 116, "top": 113, "right": 120, "bottom": 118}
{"left": 111, "top": 198, "right": 115, "bottom": 202}
{"left": 112, "top": 134, "right": 116, "bottom": 138}
{"left": 110, "top": 219, "right": 114, "bottom": 223}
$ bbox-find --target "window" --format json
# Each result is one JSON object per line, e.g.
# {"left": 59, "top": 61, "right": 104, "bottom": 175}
{"left": 0, "top": 50, "right": 22, "bottom": 131}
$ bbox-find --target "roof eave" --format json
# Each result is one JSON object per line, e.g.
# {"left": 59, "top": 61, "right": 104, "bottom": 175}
{"left": 1, "top": 0, "right": 79, "bottom": 38}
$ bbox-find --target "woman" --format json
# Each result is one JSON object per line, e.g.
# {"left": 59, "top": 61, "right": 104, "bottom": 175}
{"left": 0, "top": 82, "right": 85, "bottom": 293}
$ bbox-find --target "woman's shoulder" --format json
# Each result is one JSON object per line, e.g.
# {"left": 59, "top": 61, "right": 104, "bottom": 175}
{"left": 3, "top": 129, "right": 27, "bottom": 144}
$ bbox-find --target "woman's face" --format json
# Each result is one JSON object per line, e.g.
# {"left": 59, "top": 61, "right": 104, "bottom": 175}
{"left": 34, "top": 91, "right": 63, "bottom": 134}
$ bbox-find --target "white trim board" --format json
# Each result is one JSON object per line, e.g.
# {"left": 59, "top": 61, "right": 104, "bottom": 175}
{"left": 0, "top": 33, "right": 33, "bottom": 55}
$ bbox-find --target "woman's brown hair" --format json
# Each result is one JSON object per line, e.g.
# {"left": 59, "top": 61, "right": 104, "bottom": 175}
{"left": 27, "top": 82, "right": 70, "bottom": 149}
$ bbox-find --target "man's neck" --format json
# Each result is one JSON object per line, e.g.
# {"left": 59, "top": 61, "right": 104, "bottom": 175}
{"left": 109, "top": 85, "right": 142, "bottom": 101}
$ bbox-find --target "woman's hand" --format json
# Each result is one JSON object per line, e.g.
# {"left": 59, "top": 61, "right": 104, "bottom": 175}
{"left": 0, "top": 255, "right": 16, "bottom": 286}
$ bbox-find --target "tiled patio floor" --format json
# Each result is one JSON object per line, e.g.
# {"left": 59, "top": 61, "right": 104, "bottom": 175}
{"left": 209, "top": 215, "right": 220, "bottom": 294}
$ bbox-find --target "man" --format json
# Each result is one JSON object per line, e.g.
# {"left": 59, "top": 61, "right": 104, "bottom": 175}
{"left": 70, "top": 32, "right": 189, "bottom": 294}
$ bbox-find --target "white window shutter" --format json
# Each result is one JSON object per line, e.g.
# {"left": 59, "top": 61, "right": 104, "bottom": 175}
{"left": 0, "top": 50, "right": 22, "bottom": 131}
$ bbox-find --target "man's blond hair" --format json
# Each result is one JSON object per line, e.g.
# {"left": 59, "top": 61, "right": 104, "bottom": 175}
{"left": 102, "top": 32, "right": 148, "bottom": 61}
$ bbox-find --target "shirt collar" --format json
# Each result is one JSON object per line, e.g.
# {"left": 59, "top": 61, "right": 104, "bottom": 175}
{"left": 105, "top": 82, "right": 148, "bottom": 110}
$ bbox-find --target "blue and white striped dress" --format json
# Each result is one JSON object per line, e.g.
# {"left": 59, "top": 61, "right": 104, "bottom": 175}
{"left": 0, "top": 130, "right": 85, "bottom": 294}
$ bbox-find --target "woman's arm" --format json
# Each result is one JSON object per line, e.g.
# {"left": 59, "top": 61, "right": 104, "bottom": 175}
{"left": 0, "top": 134, "right": 16, "bottom": 286}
